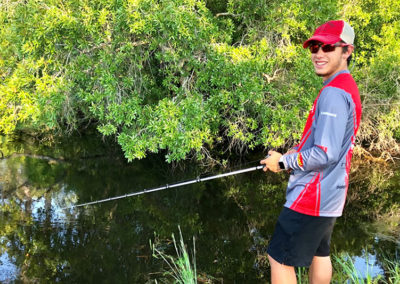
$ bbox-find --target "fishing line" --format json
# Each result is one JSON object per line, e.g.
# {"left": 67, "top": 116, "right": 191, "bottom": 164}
{"left": 62, "top": 162, "right": 267, "bottom": 210}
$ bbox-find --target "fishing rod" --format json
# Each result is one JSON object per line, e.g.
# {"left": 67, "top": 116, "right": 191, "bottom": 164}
{"left": 63, "top": 163, "right": 266, "bottom": 209}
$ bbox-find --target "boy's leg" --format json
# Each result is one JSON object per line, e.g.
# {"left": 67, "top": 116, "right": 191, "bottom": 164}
{"left": 309, "top": 256, "right": 332, "bottom": 284}
{"left": 268, "top": 254, "right": 297, "bottom": 284}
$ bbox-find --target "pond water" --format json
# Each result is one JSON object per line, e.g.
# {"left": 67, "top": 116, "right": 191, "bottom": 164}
{"left": 0, "top": 134, "right": 399, "bottom": 283}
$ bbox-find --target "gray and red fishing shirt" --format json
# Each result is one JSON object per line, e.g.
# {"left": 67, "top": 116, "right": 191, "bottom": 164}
{"left": 281, "top": 70, "right": 362, "bottom": 217}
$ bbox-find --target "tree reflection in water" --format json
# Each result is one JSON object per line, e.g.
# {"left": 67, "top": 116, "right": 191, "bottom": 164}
{"left": 0, "top": 135, "right": 399, "bottom": 282}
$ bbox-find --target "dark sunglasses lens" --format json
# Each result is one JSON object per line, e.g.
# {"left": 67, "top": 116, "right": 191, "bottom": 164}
{"left": 309, "top": 44, "right": 336, "bottom": 53}
{"left": 321, "top": 44, "right": 336, "bottom": 52}
{"left": 310, "top": 44, "right": 320, "bottom": 53}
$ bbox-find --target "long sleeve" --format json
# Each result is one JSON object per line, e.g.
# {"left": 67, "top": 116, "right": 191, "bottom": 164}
{"left": 283, "top": 87, "right": 350, "bottom": 171}
{"left": 283, "top": 71, "right": 362, "bottom": 217}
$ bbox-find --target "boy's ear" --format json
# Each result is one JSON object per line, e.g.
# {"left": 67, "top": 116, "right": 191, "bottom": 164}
{"left": 343, "top": 45, "right": 354, "bottom": 61}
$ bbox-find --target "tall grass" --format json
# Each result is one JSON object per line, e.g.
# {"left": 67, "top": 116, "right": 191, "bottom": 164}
{"left": 333, "top": 252, "right": 382, "bottom": 283}
{"left": 296, "top": 267, "right": 308, "bottom": 284}
{"left": 151, "top": 230, "right": 399, "bottom": 284}
{"left": 332, "top": 252, "right": 400, "bottom": 284}
{"left": 293, "top": 252, "right": 400, "bottom": 284}
{"left": 150, "top": 226, "right": 197, "bottom": 284}
{"left": 381, "top": 256, "right": 400, "bottom": 284}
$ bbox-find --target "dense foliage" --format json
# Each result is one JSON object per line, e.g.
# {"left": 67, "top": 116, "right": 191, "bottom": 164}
{"left": 1, "top": 0, "right": 399, "bottom": 162}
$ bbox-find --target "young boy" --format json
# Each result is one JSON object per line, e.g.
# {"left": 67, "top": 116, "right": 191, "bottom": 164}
{"left": 260, "top": 20, "right": 362, "bottom": 284}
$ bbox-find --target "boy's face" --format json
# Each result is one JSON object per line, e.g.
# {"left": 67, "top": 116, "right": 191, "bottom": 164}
{"left": 310, "top": 41, "right": 353, "bottom": 81}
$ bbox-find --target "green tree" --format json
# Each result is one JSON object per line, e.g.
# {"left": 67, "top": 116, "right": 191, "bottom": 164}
{"left": 0, "top": 0, "right": 399, "bottom": 162}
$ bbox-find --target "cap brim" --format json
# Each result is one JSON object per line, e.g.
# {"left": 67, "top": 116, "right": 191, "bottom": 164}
{"left": 303, "top": 34, "right": 341, "bottom": 48}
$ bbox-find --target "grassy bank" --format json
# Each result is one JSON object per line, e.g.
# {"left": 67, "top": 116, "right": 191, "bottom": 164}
{"left": 152, "top": 228, "right": 399, "bottom": 283}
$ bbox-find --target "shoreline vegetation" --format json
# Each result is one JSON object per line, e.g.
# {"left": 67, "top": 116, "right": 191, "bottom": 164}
{"left": 0, "top": 0, "right": 399, "bottom": 164}
{"left": 151, "top": 226, "right": 400, "bottom": 284}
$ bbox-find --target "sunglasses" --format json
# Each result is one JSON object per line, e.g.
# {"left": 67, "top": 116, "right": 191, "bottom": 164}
{"left": 309, "top": 42, "right": 350, "bottom": 54}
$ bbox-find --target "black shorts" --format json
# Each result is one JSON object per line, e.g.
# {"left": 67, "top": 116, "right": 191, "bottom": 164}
{"left": 267, "top": 207, "right": 336, "bottom": 267}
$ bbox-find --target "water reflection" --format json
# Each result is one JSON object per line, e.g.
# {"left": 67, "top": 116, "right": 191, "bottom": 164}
{"left": 0, "top": 134, "right": 399, "bottom": 282}
{"left": 0, "top": 252, "right": 18, "bottom": 282}
{"left": 353, "top": 252, "right": 385, "bottom": 279}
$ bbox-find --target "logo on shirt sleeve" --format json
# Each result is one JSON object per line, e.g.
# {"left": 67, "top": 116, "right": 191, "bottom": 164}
{"left": 297, "top": 153, "right": 304, "bottom": 170}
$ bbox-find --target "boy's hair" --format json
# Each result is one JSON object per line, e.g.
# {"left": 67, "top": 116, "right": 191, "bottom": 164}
{"left": 341, "top": 41, "right": 353, "bottom": 65}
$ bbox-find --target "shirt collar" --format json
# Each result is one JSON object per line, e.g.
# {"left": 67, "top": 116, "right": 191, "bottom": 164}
{"left": 323, "top": 70, "right": 350, "bottom": 86}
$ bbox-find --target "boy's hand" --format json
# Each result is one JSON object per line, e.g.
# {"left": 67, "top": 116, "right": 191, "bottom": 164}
{"left": 260, "top": 150, "right": 283, "bottom": 173}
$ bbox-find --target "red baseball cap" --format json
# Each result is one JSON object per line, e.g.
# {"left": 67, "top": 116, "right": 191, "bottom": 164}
{"left": 303, "top": 20, "right": 355, "bottom": 48}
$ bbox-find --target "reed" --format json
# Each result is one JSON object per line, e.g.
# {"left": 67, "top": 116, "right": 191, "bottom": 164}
{"left": 151, "top": 230, "right": 399, "bottom": 284}
{"left": 380, "top": 256, "right": 400, "bottom": 284}
{"left": 332, "top": 252, "right": 400, "bottom": 284}
{"left": 333, "top": 252, "right": 381, "bottom": 283}
{"left": 296, "top": 267, "right": 308, "bottom": 284}
{"left": 294, "top": 252, "right": 399, "bottom": 284}
{"left": 151, "top": 226, "right": 197, "bottom": 284}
